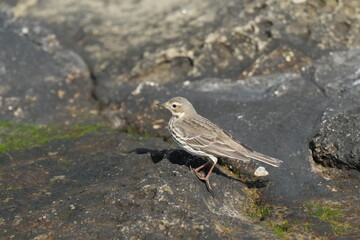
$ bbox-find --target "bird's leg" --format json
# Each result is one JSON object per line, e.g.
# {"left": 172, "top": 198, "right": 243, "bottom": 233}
{"left": 191, "top": 161, "right": 211, "bottom": 179}
{"left": 201, "top": 162, "right": 217, "bottom": 191}
{"left": 192, "top": 156, "right": 218, "bottom": 191}
{"left": 191, "top": 162, "right": 217, "bottom": 191}
{"left": 203, "top": 162, "right": 216, "bottom": 181}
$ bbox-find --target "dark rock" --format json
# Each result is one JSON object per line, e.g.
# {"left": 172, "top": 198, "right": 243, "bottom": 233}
{"left": 305, "top": 216, "right": 333, "bottom": 237}
{"left": 99, "top": 49, "right": 360, "bottom": 235}
{"left": 0, "top": 1, "right": 359, "bottom": 239}
{"left": 310, "top": 108, "right": 360, "bottom": 171}
{"left": 1, "top": 128, "right": 359, "bottom": 239}
{"left": 110, "top": 71, "right": 333, "bottom": 206}
{"left": 0, "top": 131, "right": 277, "bottom": 239}
{"left": 0, "top": 10, "right": 99, "bottom": 125}
{"left": 308, "top": 49, "right": 360, "bottom": 172}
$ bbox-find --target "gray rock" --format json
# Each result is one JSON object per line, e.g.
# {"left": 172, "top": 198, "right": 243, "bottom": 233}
{"left": 307, "top": 49, "right": 360, "bottom": 172}
{"left": 0, "top": 1, "right": 360, "bottom": 239}
{"left": 310, "top": 48, "right": 360, "bottom": 102}
{"left": 310, "top": 107, "right": 360, "bottom": 170}
{"left": 0, "top": 10, "right": 98, "bottom": 125}
{"left": 0, "top": 131, "right": 276, "bottom": 240}
{"left": 1, "top": 126, "right": 358, "bottom": 239}
{"left": 112, "top": 72, "right": 332, "bottom": 205}
{"left": 4, "top": 0, "right": 360, "bottom": 103}
{"left": 103, "top": 48, "right": 360, "bottom": 213}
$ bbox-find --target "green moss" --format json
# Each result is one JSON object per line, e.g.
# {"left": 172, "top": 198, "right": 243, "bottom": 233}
{"left": 125, "top": 125, "right": 151, "bottom": 138}
{"left": 246, "top": 201, "right": 294, "bottom": 238}
{"left": 257, "top": 205, "right": 272, "bottom": 218}
{"left": 305, "top": 202, "right": 342, "bottom": 221}
{"left": 0, "top": 121, "right": 105, "bottom": 153}
{"left": 244, "top": 199, "right": 355, "bottom": 239}
{"left": 247, "top": 201, "right": 272, "bottom": 219}
{"left": 2, "top": 196, "right": 13, "bottom": 203}
{"left": 6, "top": 185, "right": 22, "bottom": 190}
{"left": 304, "top": 202, "right": 352, "bottom": 234}
{"left": 230, "top": 166, "right": 242, "bottom": 177}
{"left": 271, "top": 221, "right": 290, "bottom": 238}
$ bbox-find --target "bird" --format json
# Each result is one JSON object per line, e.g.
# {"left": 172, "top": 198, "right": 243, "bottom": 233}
{"left": 158, "top": 96, "right": 282, "bottom": 190}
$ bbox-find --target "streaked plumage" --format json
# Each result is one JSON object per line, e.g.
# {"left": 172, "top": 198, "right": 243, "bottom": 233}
{"left": 159, "top": 96, "right": 282, "bottom": 190}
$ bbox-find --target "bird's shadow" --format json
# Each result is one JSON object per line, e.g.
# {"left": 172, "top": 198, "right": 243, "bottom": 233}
{"left": 130, "top": 148, "right": 268, "bottom": 189}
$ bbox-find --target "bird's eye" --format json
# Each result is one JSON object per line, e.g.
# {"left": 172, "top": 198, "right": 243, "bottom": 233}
{"left": 172, "top": 104, "right": 177, "bottom": 108}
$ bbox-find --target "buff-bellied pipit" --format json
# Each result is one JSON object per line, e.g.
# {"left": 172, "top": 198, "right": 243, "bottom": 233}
{"left": 158, "top": 97, "right": 282, "bottom": 190}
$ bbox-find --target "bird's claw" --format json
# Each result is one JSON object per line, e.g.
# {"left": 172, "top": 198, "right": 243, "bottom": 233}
{"left": 190, "top": 165, "right": 214, "bottom": 196}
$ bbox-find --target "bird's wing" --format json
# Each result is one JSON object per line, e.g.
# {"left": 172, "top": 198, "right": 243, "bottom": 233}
{"left": 186, "top": 134, "right": 251, "bottom": 162}
{"left": 221, "top": 130, "right": 283, "bottom": 167}
{"left": 177, "top": 118, "right": 251, "bottom": 162}
{"left": 177, "top": 116, "right": 283, "bottom": 167}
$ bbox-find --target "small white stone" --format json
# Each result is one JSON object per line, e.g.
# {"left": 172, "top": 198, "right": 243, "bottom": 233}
{"left": 48, "top": 151, "right": 58, "bottom": 156}
{"left": 131, "top": 83, "right": 144, "bottom": 95}
{"left": 183, "top": 80, "right": 191, "bottom": 86}
{"left": 352, "top": 79, "right": 360, "bottom": 86}
{"left": 181, "top": 9, "right": 188, "bottom": 15}
{"left": 285, "top": 55, "right": 292, "bottom": 62}
{"left": 254, "top": 166, "right": 269, "bottom": 177}
{"left": 21, "top": 27, "right": 29, "bottom": 34}
{"left": 13, "top": 107, "right": 24, "bottom": 117}
{"left": 50, "top": 175, "right": 66, "bottom": 182}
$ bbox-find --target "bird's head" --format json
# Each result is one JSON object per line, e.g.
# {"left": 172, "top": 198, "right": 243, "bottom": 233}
{"left": 158, "top": 97, "right": 197, "bottom": 117}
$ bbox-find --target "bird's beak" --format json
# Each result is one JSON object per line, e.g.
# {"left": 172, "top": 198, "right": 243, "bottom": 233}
{"left": 157, "top": 103, "right": 169, "bottom": 108}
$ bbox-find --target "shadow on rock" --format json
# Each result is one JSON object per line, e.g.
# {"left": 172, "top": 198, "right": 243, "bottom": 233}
{"left": 129, "top": 148, "right": 268, "bottom": 189}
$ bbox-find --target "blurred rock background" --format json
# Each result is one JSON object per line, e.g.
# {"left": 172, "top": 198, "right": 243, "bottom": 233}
{"left": 0, "top": 0, "right": 359, "bottom": 239}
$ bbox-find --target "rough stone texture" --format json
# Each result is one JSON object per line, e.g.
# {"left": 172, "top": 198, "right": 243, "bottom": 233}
{"left": 2, "top": 0, "right": 360, "bottom": 103}
{"left": 310, "top": 108, "right": 360, "bottom": 170}
{"left": 1, "top": 130, "right": 359, "bottom": 239}
{"left": 0, "top": 10, "right": 99, "bottom": 125}
{"left": 310, "top": 48, "right": 360, "bottom": 102}
{"left": 0, "top": 131, "right": 276, "bottom": 240}
{"left": 0, "top": 0, "right": 360, "bottom": 239}
{"left": 306, "top": 48, "right": 360, "bottom": 173}
{"left": 109, "top": 71, "right": 334, "bottom": 205}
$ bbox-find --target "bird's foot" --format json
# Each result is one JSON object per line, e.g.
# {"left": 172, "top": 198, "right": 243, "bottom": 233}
{"left": 190, "top": 164, "right": 215, "bottom": 196}
{"left": 191, "top": 167, "right": 206, "bottom": 180}
{"left": 191, "top": 168, "right": 213, "bottom": 192}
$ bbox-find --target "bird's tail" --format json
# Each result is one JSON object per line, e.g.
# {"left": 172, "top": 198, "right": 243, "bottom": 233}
{"left": 246, "top": 151, "right": 283, "bottom": 167}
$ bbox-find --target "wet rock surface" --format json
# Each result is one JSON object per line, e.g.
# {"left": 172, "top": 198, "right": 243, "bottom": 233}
{"left": 0, "top": 0, "right": 360, "bottom": 239}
